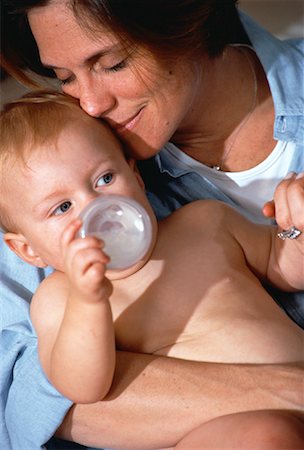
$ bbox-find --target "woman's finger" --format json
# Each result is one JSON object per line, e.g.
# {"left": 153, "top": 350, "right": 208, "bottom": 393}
{"left": 262, "top": 200, "right": 275, "bottom": 218}
{"left": 289, "top": 172, "right": 304, "bottom": 230}
{"left": 273, "top": 172, "right": 296, "bottom": 229}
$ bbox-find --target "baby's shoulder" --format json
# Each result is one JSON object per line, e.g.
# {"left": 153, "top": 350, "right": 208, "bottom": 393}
{"left": 30, "top": 271, "right": 68, "bottom": 326}
{"left": 167, "top": 199, "right": 236, "bottom": 230}
{"left": 35, "top": 270, "right": 68, "bottom": 297}
{"left": 156, "top": 200, "right": 239, "bottom": 249}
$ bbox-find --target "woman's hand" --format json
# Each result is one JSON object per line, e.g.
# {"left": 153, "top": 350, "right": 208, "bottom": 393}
{"left": 264, "top": 172, "right": 304, "bottom": 290}
{"left": 263, "top": 172, "right": 304, "bottom": 233}
{"left": 60, "top": 218, "right": 112, "bottom": 302}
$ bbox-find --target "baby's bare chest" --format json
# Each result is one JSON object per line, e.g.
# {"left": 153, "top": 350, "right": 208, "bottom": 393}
{"left": 110, "top": 226, "right": 302, "bottom": 364}
{"left": 111, "top": 238, "right": 256, "bottom": 353}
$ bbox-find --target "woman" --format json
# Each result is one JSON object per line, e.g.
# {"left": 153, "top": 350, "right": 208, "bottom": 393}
{"left": 1, "top": 1, "right": 303, "bottom": 449}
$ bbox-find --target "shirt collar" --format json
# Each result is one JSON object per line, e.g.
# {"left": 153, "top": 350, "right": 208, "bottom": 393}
{"left": 239, "top": 11, "right": 303, "bottom": 118}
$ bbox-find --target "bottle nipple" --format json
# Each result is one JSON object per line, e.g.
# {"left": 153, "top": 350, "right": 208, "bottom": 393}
{"left": 78, "top": 195, "right": 152, "bottom": 270}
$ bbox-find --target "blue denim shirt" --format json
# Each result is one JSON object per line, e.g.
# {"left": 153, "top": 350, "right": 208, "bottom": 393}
{"left": 1, "top": 12, "right": 303, "bottom": 450}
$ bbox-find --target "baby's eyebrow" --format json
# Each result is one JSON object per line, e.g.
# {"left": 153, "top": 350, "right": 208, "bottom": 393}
{"left": 33, "top": 191, "right": 66, "bottom": 215}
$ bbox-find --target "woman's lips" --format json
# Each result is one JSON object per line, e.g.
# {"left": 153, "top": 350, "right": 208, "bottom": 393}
{"left": 113, "top": 107, "right": 145, "bottom": 134}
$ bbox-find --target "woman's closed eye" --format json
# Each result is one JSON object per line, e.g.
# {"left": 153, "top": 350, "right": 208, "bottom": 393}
{"left": 96, "top": 172, "right": 113, "bottom": 187}
{"left": 103, "top": 59, "right": 127, "bottom": 73}
{"left": 57, "top": 73, "right": 75, "bottom": 86}
{"left": 52, "top": 201, "right": 72, "bottom": 216}
{"left": 53, "top": 69, "right": 75, "bottom": 86}
{"left": 56, "top": 58, "right": 128, "bottom": 87}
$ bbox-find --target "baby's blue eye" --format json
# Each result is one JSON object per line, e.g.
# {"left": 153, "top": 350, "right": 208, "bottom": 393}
{"left": 53, "top": 201, "right": 72, "bottom": 216}
{"left": 96, "top": 173, "right": 113, "bottom": 187}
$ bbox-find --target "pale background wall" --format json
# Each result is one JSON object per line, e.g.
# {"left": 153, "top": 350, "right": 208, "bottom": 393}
{"left": 1, "top": 0, "right": 303, "bottom": 107}
{"left": 239, "top": 0, "right": 304, "bottom": 38}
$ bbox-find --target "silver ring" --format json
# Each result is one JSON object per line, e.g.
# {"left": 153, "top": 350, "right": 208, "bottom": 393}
{"left": 277, "top": 226, "right": 302, "bottom": 240}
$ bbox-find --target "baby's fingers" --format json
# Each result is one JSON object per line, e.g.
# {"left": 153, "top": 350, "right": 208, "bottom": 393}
{"left": 73, "top": 247, "right": 110, "bottom": 277}
{"left": 81, "top": 261, "right": 113, "bottom": 299}
{"left": 61, "top": 219, "right": 107, "bottom": 273}
{"left": 60, "top": 218, "right": 83, "bottom": 252}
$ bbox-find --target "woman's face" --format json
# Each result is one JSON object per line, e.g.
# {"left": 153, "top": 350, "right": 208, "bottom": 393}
{"left": 28, "top": 2, "right": 204, "bottom": 159}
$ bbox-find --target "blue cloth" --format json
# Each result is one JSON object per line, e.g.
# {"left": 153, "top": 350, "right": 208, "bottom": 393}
{"left": 0, "top": 246, "right": 70, "bottom": 449}
{"left": 1, "top": 11, "right": 303, "bottom": 450}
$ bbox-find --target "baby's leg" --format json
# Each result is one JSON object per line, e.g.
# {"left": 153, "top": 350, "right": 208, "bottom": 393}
{"left": 174, "top": 410, "right": 304, "bottom": 449}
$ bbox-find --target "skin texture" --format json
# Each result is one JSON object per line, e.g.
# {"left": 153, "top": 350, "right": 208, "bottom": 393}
{"left": 2, "top": 0, "right": 303, "bottom": 447}
{"left": 3, "top": 104, "right": 304, "bottom": 448}
{"left": 3, "top": 113, "right": 156, "bottom": 405}
{"left": 57, "top": 355, "right": 304, "bottom": 449}
{"left": 27, "top": 2, "right": 276, "bottom": 171}
{"left": 175, "top": 410, "right": 304, "bottom": 449}
{"left": 3, "top": 117, "right": 155, "bottom": 272}
{"left": 28, "top": 2, "right": 201, "bottom": 161}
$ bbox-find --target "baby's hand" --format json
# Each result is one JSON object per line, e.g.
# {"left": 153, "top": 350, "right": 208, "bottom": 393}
{"left": 60, "top": 218, "right": 112, "bottom": 302}
{"left": 263, "top": 172, "right": 304, "bottom": 233}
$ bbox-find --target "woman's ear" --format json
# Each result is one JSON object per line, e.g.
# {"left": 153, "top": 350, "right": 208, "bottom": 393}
{"left": 3, "top": 232, "right": 48, "bottom": 268}
{"left": 127, "top": 158, "right": 145, "bottom": 190}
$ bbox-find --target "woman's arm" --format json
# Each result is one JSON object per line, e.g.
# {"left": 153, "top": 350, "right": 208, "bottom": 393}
{"left": 57, "top": 351, "right": 304, "bottom": 450}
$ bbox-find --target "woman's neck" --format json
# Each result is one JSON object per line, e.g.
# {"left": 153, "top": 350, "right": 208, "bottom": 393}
{"left": 171, "top": 45, "right": 275, "bottom": 171}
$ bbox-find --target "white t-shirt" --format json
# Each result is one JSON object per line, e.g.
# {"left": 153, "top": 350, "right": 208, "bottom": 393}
{"left": 163, "top": 140, "right": 297, "bottom": 224}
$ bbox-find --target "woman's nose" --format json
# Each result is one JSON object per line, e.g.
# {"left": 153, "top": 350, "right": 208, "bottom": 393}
{"left": 78, "top": 80, "right": 116, "bottom": 118}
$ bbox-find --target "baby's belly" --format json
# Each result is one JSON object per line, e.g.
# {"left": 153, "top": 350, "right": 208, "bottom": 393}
{"left": 152, "top": 315, "right": 303, "bottom": 364}
{"left": 155, "top": 290, "right": 303, "bottom": 363}
{"left": 114, "top": 277, "right": 304, "bottom": 364}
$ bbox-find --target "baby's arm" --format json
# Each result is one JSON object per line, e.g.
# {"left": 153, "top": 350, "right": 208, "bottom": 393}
{"left": 30, "top": 219, "right": 115, "bottom": 404}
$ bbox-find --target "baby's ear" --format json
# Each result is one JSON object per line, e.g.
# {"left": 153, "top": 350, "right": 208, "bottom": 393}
{"left": 3, "top": 232, "right": 48, "bottom": 268}
{"left": 127, "top": 158, "right": 145, "bottom": 190}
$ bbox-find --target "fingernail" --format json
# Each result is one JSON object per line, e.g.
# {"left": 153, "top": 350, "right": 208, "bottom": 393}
{"left": 296, "top": 172, "right": 304, "bottom": 179}
{"left": 73, "top": 218, "right": 82, "bottom": 229}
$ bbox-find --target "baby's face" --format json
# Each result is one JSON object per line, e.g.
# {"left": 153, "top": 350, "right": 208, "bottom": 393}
{"left": 4, "top": 116, "right": 153, "bottom": 271}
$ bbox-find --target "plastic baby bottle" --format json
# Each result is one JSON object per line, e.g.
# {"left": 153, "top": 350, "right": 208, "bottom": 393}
{"left": 78, "top": 195, "right": 153, "bottom": 270}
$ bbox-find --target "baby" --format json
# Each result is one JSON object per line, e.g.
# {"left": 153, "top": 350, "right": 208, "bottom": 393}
{"left": 1, "top": 91, "right": 303, "bottom": 448}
